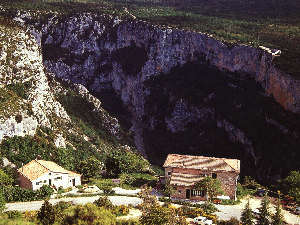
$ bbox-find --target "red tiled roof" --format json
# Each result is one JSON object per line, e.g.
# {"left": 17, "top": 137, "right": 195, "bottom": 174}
{"left": 18, "top": 160, "right": 80, "bottom": 181}
{"left": 163, "top": 154, "right": 240, "bottom": 172}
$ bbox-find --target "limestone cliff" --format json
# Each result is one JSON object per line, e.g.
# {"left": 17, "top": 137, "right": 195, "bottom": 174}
{"left": 4, "top": 12, "right": 300, "bottom": 182}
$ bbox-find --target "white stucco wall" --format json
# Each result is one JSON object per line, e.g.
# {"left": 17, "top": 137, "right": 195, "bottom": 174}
{"left": 32, "top": 172, "right": 81, "bottom": 191}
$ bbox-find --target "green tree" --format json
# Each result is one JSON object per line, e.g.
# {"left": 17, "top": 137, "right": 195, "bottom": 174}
{"left": 257, "top": 194, "right": 271, "bottom": 225}
{"left": 241, "top": 199, "right": 254, "bottom": 225}
{"left": 272, "top": 197, "right": 284, "bottom": 225}
{"left": 194, "top": 177, "right": 224, "bottom": 202}
{"left": 138, "top": 186, "right": 187, "bottom": 225}
{"left": 78, "top": 156, "right": 104, "bottom": 180}
{"left": 282, "top": 171, "right": 300, "bottom": 203}
{"left": 0, "top": 190, "right": 6, "bottom": 212}
{"left": 163, "top": 177, "right": 175, "bottom": 198}
{"left": 0, "top": 169, "right": 13, "bottom": 186}
{"left": 37, "top": 200, "right": 55, "bottom": 225}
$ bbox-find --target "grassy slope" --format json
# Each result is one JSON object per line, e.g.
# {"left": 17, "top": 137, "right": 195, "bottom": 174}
{"left": 0, "top": 0, "right": 300, "bottom": 78}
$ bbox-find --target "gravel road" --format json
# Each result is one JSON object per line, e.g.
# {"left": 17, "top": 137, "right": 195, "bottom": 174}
{"left": 5, "top": 195, "right": 142, "bottom": 212}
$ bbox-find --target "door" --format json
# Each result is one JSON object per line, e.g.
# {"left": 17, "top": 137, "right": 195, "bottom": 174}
{"left": 49, "top": 179, "right": 52, "bottom": 186}
{"left": 186, "top": 189, "right": 191, "bottom": 199}
{"left": 72, "top": 178, "right": 76, "bottom": 186}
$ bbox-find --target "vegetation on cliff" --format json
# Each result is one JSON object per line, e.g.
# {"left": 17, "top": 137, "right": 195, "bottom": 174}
{"left": 0, "top": 0, "right": 300, "bottom": 78}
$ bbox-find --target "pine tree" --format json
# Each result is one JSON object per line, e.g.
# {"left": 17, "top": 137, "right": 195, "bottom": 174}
{"left": 241, "top": 199, "right": 254, "bottom": 225}
{"left": 37, "top": 200, "right": 55, "bottom": 225}
{"left": 257, "top": 194, "right": 271, "bottom": 225}
{"left": 272, "top": 197, "right": 284, "bottom": 225}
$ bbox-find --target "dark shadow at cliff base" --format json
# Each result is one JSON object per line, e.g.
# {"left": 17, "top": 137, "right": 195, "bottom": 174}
{"left": 143, "top": 61, "right": 300, "bottom": 184}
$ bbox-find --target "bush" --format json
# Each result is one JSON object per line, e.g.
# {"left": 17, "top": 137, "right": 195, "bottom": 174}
{"left": 120, "top": 173, "right": 157, "bottom": 188}
{"left": 94, "top": 196, "right": 114, "bottom": 210}
{"left": 62, "top": 203, "right": 116, "bottom": 225}
{"left": 0, "top": 169, "right": 13, "bottom": 186}
{"left": 114, "top": 205, "right": 130, "bottom": 216}
{"left": 116, "top": 218, "right": 141, "bottom": 225}
{"left": 198, "top": 202, "right": 218, "bottom": 214}
{"left": 93, "top": 179, "right": 117, "bottom": 194}
{"left": 5, "top": 210, "right": 22, "bottom": 219}
{"left": 0, "top": 190, "right": 5, "bottom": 212}
{"left": 218, "top": 217, "right": 240, "bottom": 225}
{"left": 0, "top": 185, "right": 53, "bottom": 203}
{"left": 37, "top": 200, "right": 55, "bottom": 225}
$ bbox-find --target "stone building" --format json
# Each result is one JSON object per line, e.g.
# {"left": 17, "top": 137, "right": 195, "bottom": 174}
{"left": 18, "top": 160, "right": 81, "bottom": 191}
{"left": 163, "top": 154, "right": 240, "bottom": 200}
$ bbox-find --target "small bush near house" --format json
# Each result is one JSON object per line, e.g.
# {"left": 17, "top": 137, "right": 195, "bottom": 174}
{"left": 114, "top": 205, "right": 130, "bottom": 216}
{"left": 217, "top": 217, "right": 240, "bottom": 225}
{"left": 120, "top": 173, "right": 157, "bottom": 188}
{"left": 0, "top": 169, "right": 13, "bottom": 186}
{"left": 62, "top": 203, "right": 116, "bottom": 225}
{"left": 37, "top": 200, "right": 55, "bottom": 225}
{"left": 116, "top": 218, "right": 141, "bottom": 225}
{"left": 4, "top": 210, "right": 22, "bottom": 219}
{"left": 94, "top": 196, "right": 114, "bottom": 210}
{"left": 0, "top": 185, "right": 53, "bottom": 202}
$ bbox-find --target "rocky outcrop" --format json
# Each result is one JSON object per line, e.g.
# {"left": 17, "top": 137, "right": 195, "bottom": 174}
{"left": 11, "top": 12, "right": 299, "bottom": 181}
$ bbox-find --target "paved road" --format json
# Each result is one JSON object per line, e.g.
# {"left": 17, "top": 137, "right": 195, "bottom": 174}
{"left": 5, "top": 195, "right": 142, "bottom": 212}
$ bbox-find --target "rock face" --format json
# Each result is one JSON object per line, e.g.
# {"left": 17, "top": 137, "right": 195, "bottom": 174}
{"left": 19, "top": 13, "right": 299, "bottom": 182}
{"left": 0, "top": 18, "right": 69, "bottom": 143}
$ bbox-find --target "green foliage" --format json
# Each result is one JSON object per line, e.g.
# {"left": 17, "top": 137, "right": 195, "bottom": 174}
{"left": 198, "top": 202, "right": 218, "bottom": 214}
{"left": 241, "top": 200, "right": 254, "bottom": 225}
{"left": 281, "top": 170, "right": 300, "bottom": 204}
{"left": 4, "top": 210, "right": 22, "bottom": 219}
{"left": 116, "top": 218, "right": 141, "bottom": 225}
{"left": 6, "top": 82, "right": 31, "bottom": 100}
{"left": 77, "top": 156, "right": 104, "bottom": 180}
{"left": 1, "top": 166, "right": 18, "bottom": 185}
{"left": 120, "top": 173, "right": 157, "bottom": 188}
{"left": 105, "top": 149, "right": 150, "bottom": 178}
{"left": 0, "top": 185, "right": 53, "bottom": 202}
{"left": 138, "top": 187, "right": 187, "bottom": 225}
{"left": 162, "top": 177, "right": 175, "bottom": 198}
{"left": 257, "top": 195, "right": 271, "bottom": 225}
{"left": 218, "top": 217, "right": 240, "bottom": 225}
{"left": 242, "top": 176, "right": 261, "bottom": 190}
{"left": 93, "top": 178, "right": 117, "bottom": 195}
{"left": 237, "top": 183, "right": 256, "bottom": 199}
{"left": 0, "top": 190, "right": 6, "bottom": 212}
{"left": 194, "top": 177, "right": 224, "bottom": 201}
{"left": 0, "top": 169, "right": 13, "bottom": 186}
{"left": 62, "top": 203, "right": 116, "bottom": 225}
{"left": 272, "top": 198, "right": 284, "bottom": 225}
{"left": 37, "top": 200, "right": 55, "bottom": 225}
{"left": 94, "top": 196, "right": 114, "bottom": 210}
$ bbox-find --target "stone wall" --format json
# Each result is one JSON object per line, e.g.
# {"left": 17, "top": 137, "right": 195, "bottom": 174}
{"left": 166, "top": 167, "right": 238, "bottom": 200}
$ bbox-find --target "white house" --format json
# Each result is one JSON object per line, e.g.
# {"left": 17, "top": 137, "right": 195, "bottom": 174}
{"left": 18, "top": 160, "right": 81, "bottom": 191}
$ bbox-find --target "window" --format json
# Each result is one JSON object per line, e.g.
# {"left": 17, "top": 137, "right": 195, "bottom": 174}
{"left": 178, "top": 190, "right": 182, "bottom": 194}
{"left": 191, "top": 190, "right": 205, "bottom": 197}
{"left": 36, "top": 182, "right": 40, "bottom": 185}
{"left": 54, "top": 176, "right": 62, "bottom": 180}
{"left": 167, "top": 171, "right": 171, "bottom": 176}
{"left": 212, "top": 173, "right": 217, "bottom": 179}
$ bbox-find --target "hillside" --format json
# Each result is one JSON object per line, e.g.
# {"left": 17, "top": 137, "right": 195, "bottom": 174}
{"left": 0, "top": 0, "right": 299, "bottom": 184}
{"left": 0, "top": 15, "right": 150, "bottom": 176}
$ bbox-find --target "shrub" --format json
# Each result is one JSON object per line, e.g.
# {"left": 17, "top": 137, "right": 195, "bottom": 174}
{"left": 120, "top": 173, "right": 157, "bottom": 188}
{"left": 5, "top": 210, "right": 22, "bottom": 219}
{"left": 281, "top": 171, "right": 300, "bottom": 204}
{"left": 257, "top": 195, "right": 271, "bottom": 225}
{"left": 116, "top": 218, "right": 141, "bottom": 225}
{"left": 241, "top": 200, "right": 254, "bottom": 225}
{"left": 37, "top": 185, "right": 54, "bottom": 199}
{"left": 198, "top": 202, "right": 218, "bottom": 214}
{"left": 37, "top": 200, "right": 55, "bottom": 225}
{"left": 94, "top": 196, "right": 114, "bottom": 210}
{"left": 93, "top": 178, "right": 117, "bottom": 194}
{"left": 62, "top": 203, "right": 116, "bottom": 225}
{"left": 0, "top": 169, "right": 13, "bottom": 186}
{"left": 218, "top": 217, "right": 240, "bottom": 225}
{"left": 114, "top": 205, "right": 130, "bottom": 216}
{"left": 0, "top": 190, "right": 6, "bottom": 212}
